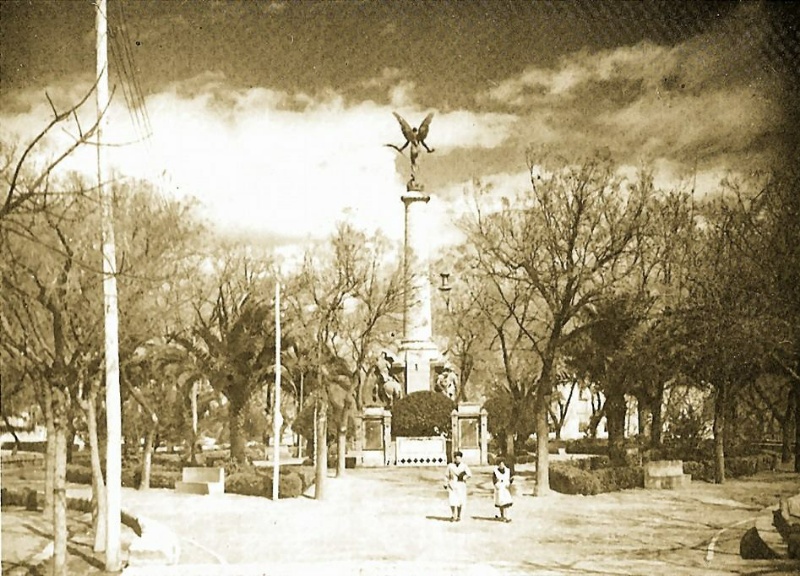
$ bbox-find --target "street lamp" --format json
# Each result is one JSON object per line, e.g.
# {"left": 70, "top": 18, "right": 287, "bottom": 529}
{"left": 438, "top": 272, "right": 452, "bottom": 313}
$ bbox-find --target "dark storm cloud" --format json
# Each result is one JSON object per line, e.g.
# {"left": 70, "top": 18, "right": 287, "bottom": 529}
{"left": 480, "top": 3, "right": 789, "bottom": 171}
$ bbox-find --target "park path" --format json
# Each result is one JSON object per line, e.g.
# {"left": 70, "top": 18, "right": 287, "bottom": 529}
{"left": 59, "top": 467, "right": 800, "bottom": 576}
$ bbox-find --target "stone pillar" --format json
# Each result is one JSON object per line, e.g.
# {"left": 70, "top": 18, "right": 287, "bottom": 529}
{"left": 383, "top": 410, "right": 393, "bottom": 466}
{"left": 400, "top": 186, "right": 439, "bottom": 395}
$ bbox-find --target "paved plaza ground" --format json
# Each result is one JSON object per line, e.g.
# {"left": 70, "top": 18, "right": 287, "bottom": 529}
{"left": 3, "top": 463, "right": 799, "bottom": 575}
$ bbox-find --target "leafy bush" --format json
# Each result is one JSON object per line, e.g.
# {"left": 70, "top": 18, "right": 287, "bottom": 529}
{"left": 550, "top": 462, "right": 602, "bottom": 495}
{"left": 225, "top": 468, "right": 305, "bottom": 499}
{"left": 287, "top": 465, "right": 316, "bottom": 492}
{"left": 66, "top": 463, "right": 93, "bottom": 484}
{"left": 226, "top": 471, "right": 269, "bottom": 496}
{"left": 550, "top": 460, "right": 643, "bottom": 495}
{"left": 68, "top": 462, "right": 181, "bottom": 489}
{"left": 595, "top": 466, "right": 644, "bottom": 491}
{"left": 0, "top": 441, "right": 47, "bottom": 453}
{"left": 391, "top": 391, "right": 455, "bottom": 438}
{"left": 0, "top": 487, "right": 41, "bottom": 509}
{"left": 565, "top": 437, "right": 609, "bottom": 455}
{"left": 683, "top": 453, "right": 778, "bottom": 482}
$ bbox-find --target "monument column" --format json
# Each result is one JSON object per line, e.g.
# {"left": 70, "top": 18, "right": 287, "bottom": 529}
{"left": 387, "top": 111, "right": 441, "bottom": 396}
{"left": 400, "top": 182, "right": 439, "bottom": 395}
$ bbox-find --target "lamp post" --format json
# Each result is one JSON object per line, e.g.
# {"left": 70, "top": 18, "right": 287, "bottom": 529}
{"left": 438, "top": 272, "right": 452, "bottom": 313}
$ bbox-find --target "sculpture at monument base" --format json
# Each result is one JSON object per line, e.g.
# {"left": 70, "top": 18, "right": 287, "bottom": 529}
{"left": 370, "top": 350, "right": 404, "bottom": 409}
{"left": 434, "top": 364, "right": 459, "bottom": 401}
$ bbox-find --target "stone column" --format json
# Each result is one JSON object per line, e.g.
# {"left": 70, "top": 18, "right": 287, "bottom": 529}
{"left": 383, "top": 410, "right": 393, "bottom": 466}
{"left": 400, "top": 186, "right": 439, "bottom": 395}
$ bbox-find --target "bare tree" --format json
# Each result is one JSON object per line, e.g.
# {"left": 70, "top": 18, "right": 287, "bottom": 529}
{"left": 462, "top": 151, "right": 651, "bottom": 494}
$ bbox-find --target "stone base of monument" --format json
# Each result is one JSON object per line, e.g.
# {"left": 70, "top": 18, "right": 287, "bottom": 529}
{"left": 643, "top": 460, "right": 691, "bottom": 489}
{"left": 394, "top": 437, "right": 447, "bottom": 466}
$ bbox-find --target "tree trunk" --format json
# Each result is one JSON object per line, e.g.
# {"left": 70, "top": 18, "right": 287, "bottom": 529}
{"left": 505, "top": 431, "right": 515, "bottom": 457}
{"left": 2, "top": 413, "right": 22, "bottom": 453}
{"left": 229, "top": 402, "right": 247, "bottom": 464}
{"left": 43, "top": 387, "right": 55, "bottom": 517}
{"left": 336, "top": 423, "right": 347, "bottom": 477}
{"left": 793, "top": 380, "right": 800, "bottom": 473}
{"left": 52, "top": 387, "right": 69, "bottom": 576}
{"left": 650, "top": 395, "right": 663, "bottom": 448}
{"left": 606, "top": 388, "right": 627, "bottom": 466}
{"left": 139, "top": 424, "right": 156, "bottom": 490}
{"left": 713, "top": 383, "right": 726, "bottom": 484}
{"left": 86, "top": 389, "right": 107, "bottom": 552}
{"left": 783, "top": 387, "right": 797, "bottom": 464}
{"left": 636, "top": 399, "right": 649, "bottom": 439}
{"left": 66, "top": 421, "right": 76, "bottom": 464}
{"left": 534, "top": 391, "right": 550, "bottom": 497}
{"left": 314, "top": 399, "right": 327, "bottom": 500}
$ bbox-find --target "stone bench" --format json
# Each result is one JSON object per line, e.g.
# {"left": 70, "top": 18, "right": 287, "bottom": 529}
{"left": 644, "top": 460, "right": 691, "bottom": 489}
{"left": 174, "top": 466, "right": 225, "bottom": 495}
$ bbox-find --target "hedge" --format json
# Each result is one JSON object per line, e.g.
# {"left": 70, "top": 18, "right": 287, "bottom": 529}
{"left": 225, "top": 470, "right": 304, "bottom": 499}
{"left": 682, "top": 453, "right": 778, "bottom": 482}
{"left": 550, "top": 462, "right": 603, "bottom": 495}
{"left": 65, "top": 462, "right": 314, "bottom": 498}
{"left": 392, "top": 391, "right": 456, "bottom": 438}
{"left": 549, "top": 461, "right": 644, "bottom": 495}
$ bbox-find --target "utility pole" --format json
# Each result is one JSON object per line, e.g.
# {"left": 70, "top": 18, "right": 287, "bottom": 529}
{"left": 96, "top": 0, "right": 122, "bottom": 570}
{"left": 272, "top": 282, "right": 282, "bottom": 499}
{"left": 314, "top": 338, "right": 326, "bottom": 500}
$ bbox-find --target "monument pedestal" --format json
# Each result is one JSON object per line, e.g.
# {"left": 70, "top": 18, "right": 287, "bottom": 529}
{"left": 400, "top": 339, "right": 440, "bottom": 395}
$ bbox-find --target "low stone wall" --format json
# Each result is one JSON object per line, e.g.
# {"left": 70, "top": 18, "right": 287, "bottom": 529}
{"left": 394, "top": 437, "right": 447, "bottom": 466}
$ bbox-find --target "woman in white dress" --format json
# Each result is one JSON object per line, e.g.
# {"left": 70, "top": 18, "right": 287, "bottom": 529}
{"left": 444, "top": 451, "right": 472, "bottom": 522}
{"left": 492, "top": 459, "right": 513, "bottom": 522}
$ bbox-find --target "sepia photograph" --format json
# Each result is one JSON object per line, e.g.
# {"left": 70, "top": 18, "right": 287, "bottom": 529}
{"left": 1, "top": 1, "right": 799, "bottom": 575}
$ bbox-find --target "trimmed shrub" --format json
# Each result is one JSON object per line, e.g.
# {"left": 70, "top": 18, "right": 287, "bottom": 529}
{"left": 66, "top": 463, "right": 93, "bottom": 485}
{"left": 226, "top": 471, "right": 269, "bottom": 497}
{"left": 275, "top": 473, "right": 304, "bottom": 498}
{"left": 0, "top": 441, "right": 47, "bottom": 453}
{"left": 683, "top": 453, "right": 778, "bottom": 483}
{"left": 564, "top": 437, "right": 609, "bottom": 455}
{"left": 289, "top": 465, "right": 316, "bottom": 492}
{"left": 550, "top": 462, "right": 602, "bottom": 495}
{"left": 596, "top": 466, "right": 644, "bottom": 491}
{"left": 391, "top": 391, "right": 455, "bottom": 438}
{"left": 550, "top": 460, "right": 644, "bottom": 495}
{"left": 225, "top": 469, "right": 305, "bottom": 499}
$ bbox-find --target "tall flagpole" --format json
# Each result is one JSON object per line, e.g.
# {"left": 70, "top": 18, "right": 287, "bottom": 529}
{"left": 272, "top": 282, "right": 282, "bottom": 499}
{"left": 96, "top": 0, "right": 122, "bottom": 569}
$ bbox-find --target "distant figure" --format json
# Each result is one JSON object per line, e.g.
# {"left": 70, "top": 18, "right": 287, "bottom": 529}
{"left": 492, "top": 458, "right": 514, "bottom": 522}
{"left": 386, "top": 112, "right": 435, "bottom": 184}
{"left": 444, "top": 450, "right": 472, "bottom": 522}
{"left": 374, "top": 350, "right": 403, "bottom": 408}
{"left": 435, "top": 364, "right": 458, "bottom": 401}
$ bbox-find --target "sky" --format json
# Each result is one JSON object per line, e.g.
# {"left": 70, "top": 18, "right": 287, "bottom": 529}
{"left": 1, "top": 1, "right": 798, "bottom": 251}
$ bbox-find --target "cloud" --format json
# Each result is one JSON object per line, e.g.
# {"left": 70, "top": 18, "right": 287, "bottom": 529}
{"left": 1, "top": 73, "right": 516, "bottom": 246}
{"left": 479, "top": 3, "right": 784, "bottom": 172}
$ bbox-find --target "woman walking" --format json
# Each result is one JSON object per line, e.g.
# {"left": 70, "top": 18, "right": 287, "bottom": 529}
{"left": 444, "top": 451, "right": 472, "bottom": 522}
{"left": 492, "top": 458, "right": 513, "bottom": 522}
